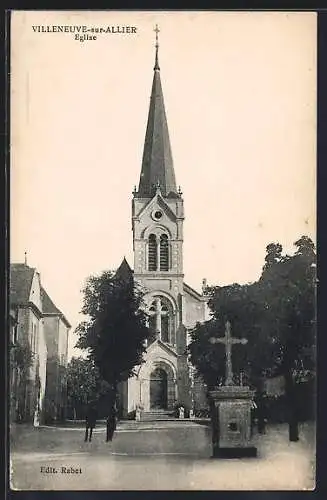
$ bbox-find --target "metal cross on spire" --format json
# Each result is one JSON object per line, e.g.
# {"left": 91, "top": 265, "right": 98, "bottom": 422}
{"left": 154, "top": 24, "right": 160, "bottom": 71}
{"left": 154, "top": 24, "right": 160, "bottom": 45}
{"left": 210, "top": 321, "right": 248, "bottom": 386}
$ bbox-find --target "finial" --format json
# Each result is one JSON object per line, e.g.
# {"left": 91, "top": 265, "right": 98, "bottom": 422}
{"left": 133, "top": 185, "right": 137, "bottom": 195}
{"left": 155, "top": 180, "right": 161, "bottom": 193}
{"left": 154, "top": 24, "right": 160, "bottom": 71}
{"left": 178, "top": 185, "right": 183, "bottom": 196}
{"left": 24, "top": 251, "right": 27, "bottom": 265}
{"left": 202, "top": 278, "right": 207, "bottom": 293}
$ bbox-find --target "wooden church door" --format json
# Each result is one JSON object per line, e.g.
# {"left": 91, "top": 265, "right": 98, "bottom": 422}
{"left": 150, "top": 368, "right": 168, "bottom": 410}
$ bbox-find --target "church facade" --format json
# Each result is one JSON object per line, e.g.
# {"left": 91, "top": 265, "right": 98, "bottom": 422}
{"left": 119, "top": 34, "right": 207, "bottom": 417}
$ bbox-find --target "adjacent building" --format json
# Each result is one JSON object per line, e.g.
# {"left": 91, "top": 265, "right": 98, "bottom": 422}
{"left": 9, "top": 263, "right": 71, "bottom": 424}
{"left": 41, "top": 287, "right": 70, "bottom": 423}
{"left": 10, "top": 264, "right": 47, "bottom": 424}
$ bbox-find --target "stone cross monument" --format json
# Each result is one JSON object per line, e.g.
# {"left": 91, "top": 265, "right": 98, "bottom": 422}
{"left": 209, "top": 320, "right": 257, "bottom": 458}
{"left": 210, "top": 320, "right": 248, "bottom": 386}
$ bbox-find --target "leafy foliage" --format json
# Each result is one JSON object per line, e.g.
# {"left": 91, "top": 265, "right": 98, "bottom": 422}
{"left": 189, "top": 236, "right": 316, "bottom": 390}
{"left": 66, "top": 356, "right": 110, "bottom": 413}
{"left": 189, "top": 283, "right": 272, "bottom": 389}
{"left": 75, "top": 269, "right": 150, "bottom": 387}
{"left": 258, "top": 235, "right": 316, "bottom": 376}
{"left": 10, "top": 341, "right": 34, "bottom": 373}
{"left": 10, "top": 342, "right": 35, "bottom": 422}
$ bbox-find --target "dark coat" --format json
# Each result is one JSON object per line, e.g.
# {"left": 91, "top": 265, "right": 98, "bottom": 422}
{"left": 106, "top": 408, "right": 117, "bottom": 430}
{"left": 86, "top": 406, "right": 97, "bottom": 427}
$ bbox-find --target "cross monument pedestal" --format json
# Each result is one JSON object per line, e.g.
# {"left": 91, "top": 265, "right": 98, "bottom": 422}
{"left": 209, "top": 321, "right": 257, "bottom": 458}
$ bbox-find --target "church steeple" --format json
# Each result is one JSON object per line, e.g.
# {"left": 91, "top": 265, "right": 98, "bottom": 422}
{"left": 137, "top": 26, "right": 178, "bottom": 199}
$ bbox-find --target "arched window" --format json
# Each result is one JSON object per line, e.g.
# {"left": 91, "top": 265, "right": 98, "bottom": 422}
{"left": 148, "top": 234, "right": 157, "bottom": 271}
{"left": 148, "top": 296, "right": 175, "bottom": 345}
{"left": 147, "top": 232, "right": 170, "bottom": 271}
{"left": 160, "top": 234, "right": 169, "bottom": 271}
{"left": 148, "top": 301, "right": 157, "bottom": 336}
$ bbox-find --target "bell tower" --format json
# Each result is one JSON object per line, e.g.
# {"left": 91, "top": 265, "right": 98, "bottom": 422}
{"left": 132, "top": 25, "right": 185, "bottom": 301}
{"left": 119, "top": 27, "right": 207, "bottom": 417}
{"left": 129, "top": 26, "right": 193, "bottom": 413}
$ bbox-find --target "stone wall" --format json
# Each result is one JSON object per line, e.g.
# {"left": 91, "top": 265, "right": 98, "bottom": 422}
{"left": 14, "top": 307, "right": 47, "bottom": 424}
{"left": 43, "top": 316, "right": 69, "bottom": 421}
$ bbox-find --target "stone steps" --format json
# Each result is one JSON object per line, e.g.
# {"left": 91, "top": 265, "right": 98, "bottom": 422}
{"left": 140, "top": 410, "right": 175, "bottom": 421}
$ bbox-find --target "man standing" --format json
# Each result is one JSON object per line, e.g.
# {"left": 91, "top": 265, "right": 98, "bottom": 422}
{"left": 106, "top": 405, "right": 117, "bottom": 442}
{"left": 84, "top": 401, "right": 97, "bottom": 442}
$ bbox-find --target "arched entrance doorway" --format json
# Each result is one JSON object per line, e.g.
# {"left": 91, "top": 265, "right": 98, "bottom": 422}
{"left": 150, "top": 368, "right": 168, "bottom": 410}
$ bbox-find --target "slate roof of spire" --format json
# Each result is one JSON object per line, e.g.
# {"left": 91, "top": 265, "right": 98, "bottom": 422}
{"left": 115, "top": 257, "right": 134, "bottom": 282}
{"left": 137, "top": 40, "right": 178, "bottom": 199}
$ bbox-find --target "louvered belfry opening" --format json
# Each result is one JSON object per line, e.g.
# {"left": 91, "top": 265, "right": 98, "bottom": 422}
{"left": 148, "top": 234, "right": 157, "bottom": 271}
{"left": 160, "top": 234, "right": 169, "bottom": 271}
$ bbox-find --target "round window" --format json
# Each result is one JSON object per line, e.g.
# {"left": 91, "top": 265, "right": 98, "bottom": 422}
{"left": 153, "top": 210, "right": 163, "bottom": 220}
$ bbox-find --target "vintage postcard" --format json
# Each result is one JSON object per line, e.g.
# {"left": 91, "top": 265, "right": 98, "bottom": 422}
{"left": 9, "top": 10, "right": 316, "bottom": 491}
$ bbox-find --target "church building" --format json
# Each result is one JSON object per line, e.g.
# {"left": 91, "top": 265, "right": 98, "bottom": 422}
{"left": 119, "top": 29, "right": 207, "bottom": 417}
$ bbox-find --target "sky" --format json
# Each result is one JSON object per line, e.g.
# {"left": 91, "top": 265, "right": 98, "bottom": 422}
{"left": 10, "top": 11, "right": 317, "bottom": 358}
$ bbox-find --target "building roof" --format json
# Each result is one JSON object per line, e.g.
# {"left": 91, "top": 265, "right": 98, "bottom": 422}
{"left": 10, "top": 263, "right": 71, "bottom": 328}
{"left": 183, "top": 282, "right": 206, "bottom": 301}
{"left": 41, "top": 287, "right": 71, "bottom": 328}
{"left": 115, "top": 257, "right": 134, "bottom": 282}
{"left": 136, "top": 41, "right": 178, "bottom": 199}
{"left": 41, "top": 287, "right": 61, "bottom": 314}
{"left": 10, "top": 263, "right": 35, "bottom": 305}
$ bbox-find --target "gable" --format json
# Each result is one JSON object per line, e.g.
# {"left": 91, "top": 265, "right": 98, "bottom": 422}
{"left": 146, "top": 339, "right": 178, "bottom": 359}
{"left": 136, "top": 192, "right": 177, "bottom": 223}
{"left": 29, "top": 272, "right": 42, "bottom": 311}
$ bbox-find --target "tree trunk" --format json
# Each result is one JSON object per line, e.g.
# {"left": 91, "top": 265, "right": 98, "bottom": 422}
{"left": 285, "top": 369, "right": 299, "bottom": 442}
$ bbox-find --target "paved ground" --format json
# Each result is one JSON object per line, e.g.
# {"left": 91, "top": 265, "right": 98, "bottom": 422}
{"left": 10, "top": 421, "right": 316, "bottom": 491}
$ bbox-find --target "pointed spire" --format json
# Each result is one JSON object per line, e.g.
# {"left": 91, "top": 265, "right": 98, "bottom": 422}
{"left": 154, "top": 24, "right": 160, "bottom": 71}
{"left": 24, "top": 251, "right": 27, "bottom": 266}
{"left": 115, "top": 257, "right": 133, "bottom": 282}
{"left": 137, "top": 27, "right": 178, "bottom": 199}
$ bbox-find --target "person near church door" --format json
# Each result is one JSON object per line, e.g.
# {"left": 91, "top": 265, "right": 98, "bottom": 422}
{"left": 106, "top": 405, "right": 117, "bottom": 442}
{"left": 84, "top": 401, "right": 97, "bottom": 442}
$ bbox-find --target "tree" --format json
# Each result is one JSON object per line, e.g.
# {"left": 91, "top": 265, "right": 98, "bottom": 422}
{"left": 10, "top": 341, "right": 34, "bottom": 421}
{"left": 66, "top": 357, "right": 110, "bottom": 419}
{"left": 189, "top": 283, "right": 272, "bottom": 389}
{"left": 258, "top": 236, "right": 316, "bottom": 440}
{"left": 75, "top": 265, "right": 150, "bottom": 411}
{"left": 262, "top": 242, "right": 283, "bottom": 273}
{"left": 189, "top": 235, "right": 316, "bottom": 442}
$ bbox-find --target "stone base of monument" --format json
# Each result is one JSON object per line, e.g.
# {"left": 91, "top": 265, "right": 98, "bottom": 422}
{"left": 209, "top": 385, "right": 257, "bottom": 459}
